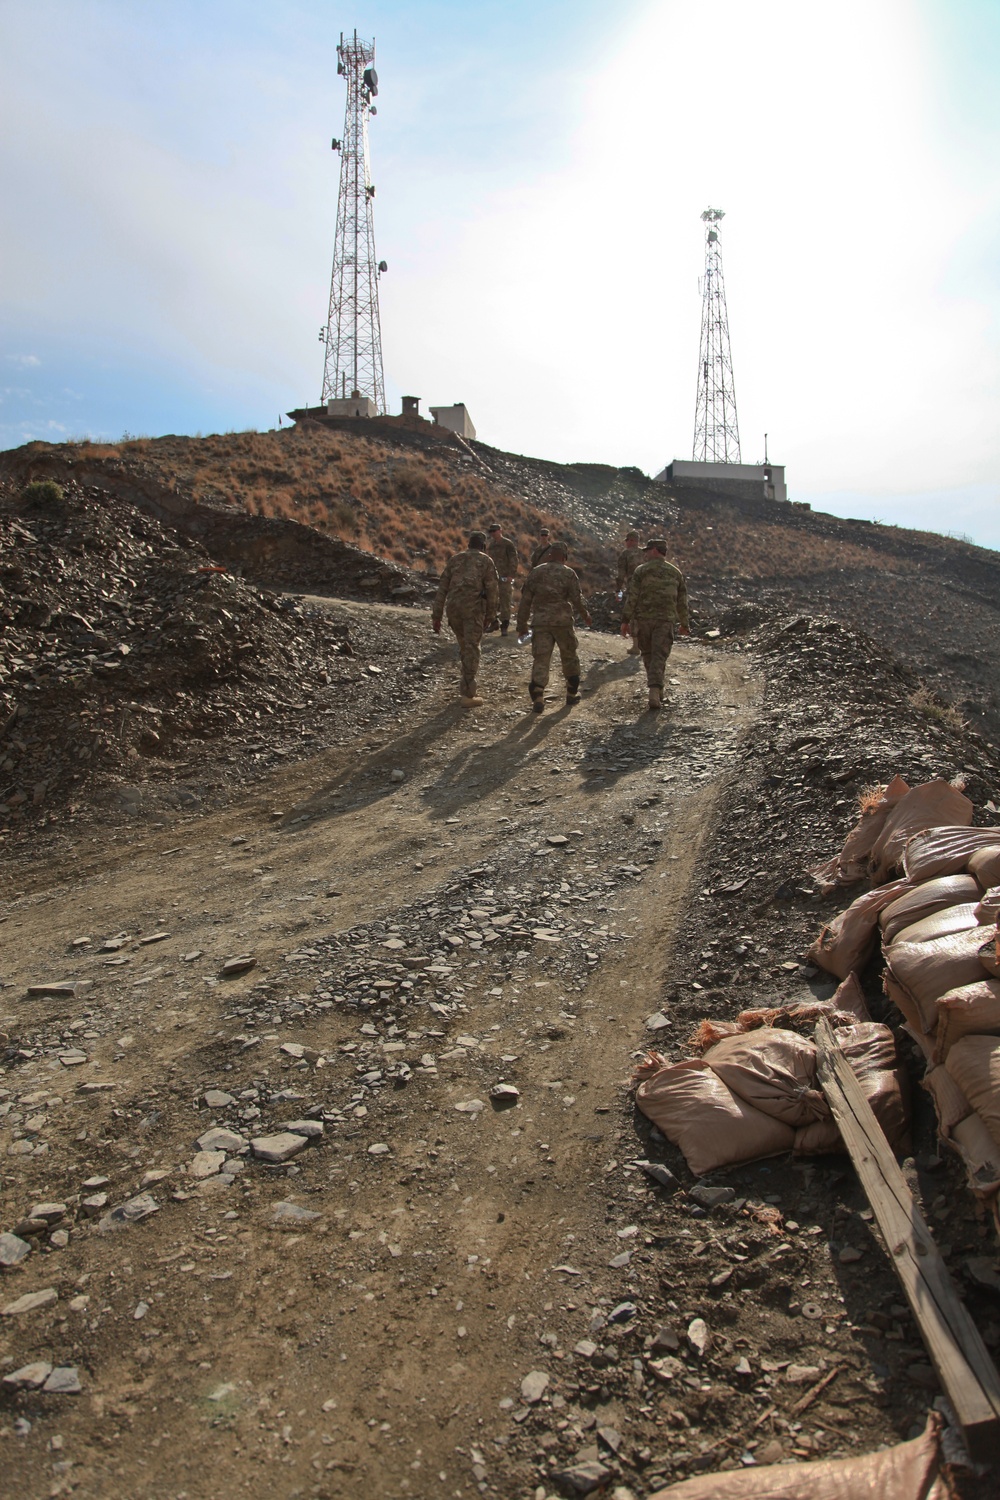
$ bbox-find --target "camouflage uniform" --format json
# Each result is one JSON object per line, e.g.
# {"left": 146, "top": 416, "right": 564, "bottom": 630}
{"left": 516, "top": 561, "right": 591, "bottom": 706}
{"left": 432, "top": 549, "right": 500, "bottom": 699}
{"left": 530, "top": 537, "right": 555, "bottom": 568}
{"left": 622, "top": 555, "right": 689, "bottom": 695}
{"left": 616, "top": 544, "right": 643, "bottom": 655}
{"left": 487, "top": 535, "right": 520, "bottom": 631}
{"left": 615, "top": 545, "right": 642, "bottom": 593}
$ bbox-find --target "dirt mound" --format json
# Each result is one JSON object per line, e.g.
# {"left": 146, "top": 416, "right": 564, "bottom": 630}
{"left": 0, "top": 479, "right": 435, "bottom": 840}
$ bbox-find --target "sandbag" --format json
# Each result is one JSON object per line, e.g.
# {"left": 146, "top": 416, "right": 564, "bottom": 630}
{"left": 812, "top": 775, "right": 910, "bottom": 887}
{"left": 975, "top": 885, "right": 1000, "bottom": 925}
{"left": 903, "top": 825, "right": 1000, "bottom": 882}
{"left": 807, "top": 878, "right": 911, "bottom": 979}
{"left": 980, "top": 930, "right": 1000, "bottom": 977}
{"left": 648, "top": 1414, "right": 946, "bottom": 1499}
{"left": 923, "top": 1063, "right": 973, "bottom": 1134}
{"left": 836, "top": 1022, "right": 910, "bottom": 1153}
{"left": 891, "top": 902, "right": 980, "bottom": 947}
{"left": 884, "top": 927, "right": 991, "bottom": 1032}
{"left": 869, "top": 777, "right": 973, "bottom": 882}
{"left": 944, "top": 1035, "right": 1000, "bottom": 1153}
{"left": 879, "top": 872, "right": 981, "bottom": 943}
{"left": 968, "top": 845, "right": 1000, "bottom": 889}
{"left": 635, "top": 1058, "right": 795, "bottom": 1176}
{"left": 934, "top": 979, "right": 1000, "bottom": 1060}
{"left": 951, "top": 1110, "right": 1000, "bottom": 1196}
{"left": 705, "top": 1030, "right": 829, "bottom": 1127}
{"left": 830, "top": 971, "right": 871, "bottom": 1021}
{"left": 884, "top": 968, "right": 933, "bottom": 1036}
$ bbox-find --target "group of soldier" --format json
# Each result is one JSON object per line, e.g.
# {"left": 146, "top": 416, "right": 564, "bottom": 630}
{"left": 431, "top": 520, "right": 689, "bottom": 714}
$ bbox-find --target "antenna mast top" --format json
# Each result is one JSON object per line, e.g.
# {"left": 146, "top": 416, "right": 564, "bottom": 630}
{"left": 692, "top": 206, "right": 741, "bottom": 463}
{"left": 321, "top": 31, "right": 386, "bottom": 412}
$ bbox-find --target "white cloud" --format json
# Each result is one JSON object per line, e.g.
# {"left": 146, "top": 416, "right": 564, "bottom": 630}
{"left": 5, "top": 354, "right": 41, "bottom": 368}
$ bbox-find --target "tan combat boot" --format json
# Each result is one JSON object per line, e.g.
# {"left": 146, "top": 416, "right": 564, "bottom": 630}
{"left": 648, "top": 686, "right": 662, "bottom": 712}
{"left": 461, "top": 695, "right": 484, "bottom": 708}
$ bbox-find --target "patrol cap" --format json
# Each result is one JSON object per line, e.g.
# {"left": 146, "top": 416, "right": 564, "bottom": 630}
{"left": 548, "top": 540, "right": 568, "bottom": 558}
{"left": 645, "top": 537, "right": 667, "bottom": 553}
{"left": 486, "top": 521, "right": 501, "bottom": 532}
{"left": 538, "top": 527, "right": 550, "bottom": 536}
{"left": 468, "top": 529, "right": 487, "bottom": 546}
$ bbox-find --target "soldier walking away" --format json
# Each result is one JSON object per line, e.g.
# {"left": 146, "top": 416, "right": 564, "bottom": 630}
{"left": 530, "top": 527, "right": 555, "bottom": 568}
{"left": 615, "top": 531, "right": 643, "bottom": 656}
{"left": 486, "top": 522, "right": 520, "bottom": 636}
{"left": 621, "top": 537, "right": 689, "bottom": 712}
{"left": 516, "top": 541, "right": 592, "bottom": 714}
{"left": 431, "top": 531, "right": 500, "bottom": 707}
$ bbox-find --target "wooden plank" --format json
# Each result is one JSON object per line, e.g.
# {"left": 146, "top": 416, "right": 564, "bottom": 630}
{"left": 815, "top": 1017, "right": 1000, "bottom": 1462}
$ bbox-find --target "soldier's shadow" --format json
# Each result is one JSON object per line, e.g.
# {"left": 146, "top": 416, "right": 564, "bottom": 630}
{"left": 419, "top": 706, "right": 567, "bottom": 819}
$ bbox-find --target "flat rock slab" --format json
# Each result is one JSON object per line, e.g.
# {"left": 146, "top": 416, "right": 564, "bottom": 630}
{"left": 0, "top": 1232, "right": 32, "bottom": 1267}
{"left": 97, "top": 1193, "right": 160, "bottom": 1231}
{"left": 2, "top": 1287, "right": 58, "bottom": 1316}
{"left": 26, "top": 981, "right": 93, "bottom": 999}
{"left": 196, "top": 1127, "right": 247, "bottom": 1153}
{"left": 272, "top": 1201, "right": 322, "bottom": 1223}
{"left": 190, "top": 1150, "right": 226, "bottom": 1179}
{"left": 689, "top": 1184, "right": 735, "bottom": 1209}
{"left": 203, "top": 1090, "right": 236, "bottom": 1109}
{"left": 280, "top": 1120, "right": 324, "bottom": 1138}
{"left": 3, "top": 1361, "right": 52, "bottom": 1389}
{"left": 44, "top": 1366, "right": 82, "bottom": 1394}
{"left": 29, "top": 1202, "right": 67, "bottom": 1224}
{"left": 520, "top": 1370, "right": 549, "bottom": 1404}
{"left": 221, "top": 956, "right": 256, "bottom": 977}
{"left": 251, "top": 1132, "right": 309, "bottom": 1163}
{"left": 556, "top": 1460, "right": 611, "bottom": 1494}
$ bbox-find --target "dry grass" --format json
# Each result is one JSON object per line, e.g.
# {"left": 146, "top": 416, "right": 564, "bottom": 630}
{"left": 909, "top": 684, "right": 968, "bottom": 732}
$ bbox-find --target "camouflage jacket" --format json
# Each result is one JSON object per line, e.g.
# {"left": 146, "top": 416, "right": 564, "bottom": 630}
{"left": 530, "top": 540, "right": 555, "bottom": 568}
{"left": 516, "top": 562, "right": 589, "bottom": 633}
{"left": 615, "top": 547, "right": 642, "bottom": 592}
{"left": 623, "top": 557, "right": 688, "bottom": 627}
{"left": 432, "top": 550, "right": 500, "bottom": 621}
{"left": 487, "top": 537, "right": 520, "bottom": 580}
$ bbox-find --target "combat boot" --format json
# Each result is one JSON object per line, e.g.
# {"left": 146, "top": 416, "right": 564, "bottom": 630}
{"left": 529, "top": 683, "right": 545, "bottom": 715}
{"left": 648, "top": 685, "right": 662, "bottom": 712}
{"left": 500, "top": 620, "right": 509, "bottom": 636}
{"left": 566, "top": 674, "right": 581, "bottom": 705}
{"left": 461, "top": 695, "right": 484, "bottom": 708}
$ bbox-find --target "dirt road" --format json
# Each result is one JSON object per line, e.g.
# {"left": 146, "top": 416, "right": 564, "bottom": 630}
{"left": 1, "top": 611, "right": 762, "bottom": 1497}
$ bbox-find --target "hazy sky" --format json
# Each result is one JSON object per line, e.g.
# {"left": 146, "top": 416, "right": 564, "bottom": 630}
{"left": 2, "top": 0, "right": 998, "bottom": 545}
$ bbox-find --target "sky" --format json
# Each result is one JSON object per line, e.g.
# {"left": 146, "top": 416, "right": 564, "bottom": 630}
{"left": 1, "top": 0, "right": 998, "bottom": 546}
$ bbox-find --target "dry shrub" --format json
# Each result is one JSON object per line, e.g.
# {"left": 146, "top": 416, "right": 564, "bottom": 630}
{"left": 910, "top": 684, "right": 967, "bottom": 732}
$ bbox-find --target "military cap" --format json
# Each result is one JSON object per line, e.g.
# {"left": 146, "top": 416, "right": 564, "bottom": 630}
{"left": 468, "top": 529, "right": 487, "bottom": 546}
{"left": 486, "top": 521, "right": 501, "bottom": 531}
{"left": 645, "top": 537, "right": 667, "bottom": 552}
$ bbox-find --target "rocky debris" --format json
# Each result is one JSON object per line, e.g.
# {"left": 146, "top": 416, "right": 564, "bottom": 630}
{"left": 520, "top": 1370, "right": 549, "bottom": 1404}
{"left": 0, "top": 1231, "right": 32, "bottom": 1265}
{"left": 272, "top": 1200, "right": 321, "bottom": 1224}
{"left": 96, "top": 1192, "right": 160, "bottom": 1231}
{"left": 250, "top": 1131, "right": 310, "bottom": 1163}
{"left": 2, "top": 1287, "right": 57, "bottom": 1316}
{"left": 3, "top": 1361, "right": 52, "bottom": 1389}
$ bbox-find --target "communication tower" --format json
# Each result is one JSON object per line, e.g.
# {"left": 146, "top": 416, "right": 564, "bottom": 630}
{"left": 692, "top": 208, "right": 741, "bottom": 463}
{"left": 320, "top": 31, "right": 387, "bottom": 412}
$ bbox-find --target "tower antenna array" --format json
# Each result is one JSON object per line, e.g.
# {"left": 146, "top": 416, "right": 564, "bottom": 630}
{"left": 320, "top": 30, "right": 386, "bottom": 412}
{"left": 692, "top": 208, "right": 741, "bottom": 463}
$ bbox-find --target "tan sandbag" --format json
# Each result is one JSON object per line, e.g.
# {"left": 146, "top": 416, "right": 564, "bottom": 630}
{"left": 974, "top": 885, "right": 1000, "bottom": 924}
{"left": 934, "top": 979, "right": 1000, "bottom": 1060}
{"left": 635, "top": 1058, "right": 795, "bottom": 1176}
{"left": 793, "top": 1117, "right": 844, "bottom": 1153}
{"left": 807, "top": 878, "right": 911, "bottom": 979}
{"left": 884, "top": 967, "right": 934, "bottom": 1035}
{"left": 980, "top": 930, "right": 1000, "bottom": 977}
{"left": 944, "top": 1035, "right": 1000, "bottom": 1153}
{"left": 705, "top": 1030, "right": 829, "bottom": 1127}
{"left": 891, "top": 902, "right": 980, "bottom": 947}
{"left": 648, "top": 1413, "right": 946, "bottom": 1499}
{"left": 869, "top": 777, "right": 973, "bottom": 882}
{"left": 812, "top": 775, "right": 910, "bottom": 887}
{"left": 924, "top": 1063, "right": 973, "bottom": 1133}
{"left": 968, "top": 845, "right": 1000, "bottom": 889}
{"left": 836, "top": 1021, "right": 910, "bottom": 1153}
{"left": 951, "top": 1109, "right": 1000, "bottom": 1197}
{"left": 880, "top": 873, "right": 981, "bottom": 943}
{"left": 884, "top": 927, "right": 991, "bottom": 1032}
{"left": 903, "top": 825, "right": 1000, "bottom": 882}
{"left": 830, "top": 971, "right": 871, "bottom": 1021}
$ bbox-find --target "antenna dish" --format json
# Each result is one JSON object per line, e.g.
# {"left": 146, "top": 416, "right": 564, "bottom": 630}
{"left": 363, "top": 67, "right": 378, "bottom": 95}
{"left": 378, "top": 260, "right": 388, "bottom": 273}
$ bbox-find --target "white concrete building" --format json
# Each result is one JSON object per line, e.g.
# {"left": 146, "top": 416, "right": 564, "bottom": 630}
{"left": 327, "top": 393, "right": 378, "bottom": 419}
{"left": 655, "top": 460, "right": 787, "bottom": 504}
{"left": 429, "top": 403, "right": 476, "bottom": 440}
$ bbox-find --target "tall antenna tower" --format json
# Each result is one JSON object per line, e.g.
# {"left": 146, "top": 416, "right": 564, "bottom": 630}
{"left": 320, "top": 31, "right": 387, "bottom": 412}
{"left": 692, "top": 207, "right": 741, "bottom": 463}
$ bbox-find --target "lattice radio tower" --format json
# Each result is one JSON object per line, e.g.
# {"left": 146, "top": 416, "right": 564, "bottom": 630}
{"left": 692, "top": 208, "right": 741, "bottom": 463}
{"left": 320, "top": 31, "right": 387, "bottom": 412}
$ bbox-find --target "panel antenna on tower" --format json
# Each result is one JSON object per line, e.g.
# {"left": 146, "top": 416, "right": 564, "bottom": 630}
{"left": 320, "top": 30, "right": 387, "bottom": 414}
{"left": 692, "top": 208, "right": 741, "bottom": 463}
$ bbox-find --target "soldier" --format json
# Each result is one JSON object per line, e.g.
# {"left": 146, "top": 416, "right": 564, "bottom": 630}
{"left": 431, "top": 531, "right": 500, "bottom": 707}
{"left": 530, "top": 527, "right": 555, "bottom": 568}
{"left": 486, "top": 522, "right": 520, "bottom": 636}
{"left": 621, "top": 537, "right": 690, "bottom": 712}
{"left": 615, "top": 531, "right": 643, "bottom": 656}
{"left": 516, "top": 541, "right": 592, "bottom": 714}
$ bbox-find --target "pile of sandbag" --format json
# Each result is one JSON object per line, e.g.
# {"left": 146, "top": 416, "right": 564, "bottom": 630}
{"left": 634, "top": 977, "right": 909, "bottom": 1177}
{"left": 808, "top": 776, "right": 1000, "bottom": 1207}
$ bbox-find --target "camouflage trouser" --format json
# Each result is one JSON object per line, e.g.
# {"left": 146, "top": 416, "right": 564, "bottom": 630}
{"left": 530, "top": 624, "right": 580, "bottom": 689}
{"left": 447, "top": 608, "right": 486, "bottom": 697}
{"left": 635, "top": 620, "right": 674, "bottom": 690}
{"left": 497, "top": 578, "right": 513, "bottom": 625}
